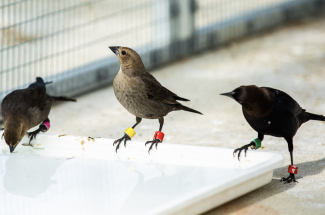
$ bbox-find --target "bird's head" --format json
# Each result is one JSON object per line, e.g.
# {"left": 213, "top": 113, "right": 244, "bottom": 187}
{"left": 220, "top": 85, "right": 263, "bottom": 105}
{"left": 220, "top": 85, "right": 274, "bottom": 117}
{"left": 109, "top": 46, "right": 145, "bottom": 75}
{"left": 3, "top": 120, "right": 26, "bottom": 153}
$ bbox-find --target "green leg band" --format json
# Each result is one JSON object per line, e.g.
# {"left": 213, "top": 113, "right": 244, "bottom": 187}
{"left": 250, "top": 138, "right": 262, "bottom": 149}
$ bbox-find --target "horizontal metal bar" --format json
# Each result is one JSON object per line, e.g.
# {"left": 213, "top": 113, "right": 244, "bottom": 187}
{"left": 0, "top": 0, "right": 32, "bottom": 9}
{"left": 0, "top": 1, "right": 152, "bottom": 53}
{"left": 0, "top": 15, "right": 171, "bottom": 74}
{"left": 0, "top": 0, "right": 323, "bottom": 122}
{"left": 0, "top": 0, "right": 105, "bottom": 31}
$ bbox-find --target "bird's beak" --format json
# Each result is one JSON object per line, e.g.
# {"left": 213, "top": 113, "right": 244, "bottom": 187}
{"left": 109, "top": 46, "right": 120, "bottom": 55}
{"left": 9, "top": 144, "right": 16, "bottom": 153}
{"left": 220, "top": 91, "right": 235, "bottom": 100}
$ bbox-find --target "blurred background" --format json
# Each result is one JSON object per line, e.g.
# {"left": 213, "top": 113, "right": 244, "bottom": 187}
{"left": 1, "top": 0, "right": 324, "bottom": 115}
{"left": 1, "top": 0, "right": 325, "bottom": 214}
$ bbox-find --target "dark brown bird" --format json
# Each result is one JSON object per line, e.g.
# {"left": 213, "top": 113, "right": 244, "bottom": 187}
{"left": 109, "top": 46, "right": 202, "bottom": 153}
{"left": 0, "top": 77, "right": 76, "bottom": 153}
{"left": 221, "top": 85, "right": 325, "bottom": 183}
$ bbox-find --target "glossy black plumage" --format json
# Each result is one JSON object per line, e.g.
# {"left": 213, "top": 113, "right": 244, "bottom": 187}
{"left": 221, "top": 85, "right": 325, "bottom": 183}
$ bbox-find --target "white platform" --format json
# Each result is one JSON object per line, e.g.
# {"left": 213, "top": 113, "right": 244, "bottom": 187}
{"left": 0, "top": 132, "right": 283, "bottom": 215}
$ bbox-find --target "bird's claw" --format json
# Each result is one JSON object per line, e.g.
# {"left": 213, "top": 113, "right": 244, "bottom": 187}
{"left": 145, "top": 139, "right": 161, "bottom": 154}
{"left": 27, "top": 131, "right": 38, "bottom": 144}
{"left": 113, "top": 134, "right": 131, "bottom": 153}
{"left": 233, "top": 142, "right": 255, "bottom": 161}
{"left": 0, "top": 128, "right": 4, "bottom": 140}
{"left": 280, "top": 174, "right": 298, "bottom": 184}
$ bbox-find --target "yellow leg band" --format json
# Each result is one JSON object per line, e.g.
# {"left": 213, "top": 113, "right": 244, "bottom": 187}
{"left": 124, "top": 127, "right": 136, "bottom": 138}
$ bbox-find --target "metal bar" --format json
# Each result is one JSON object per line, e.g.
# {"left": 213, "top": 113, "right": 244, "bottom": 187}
{"left": 0, "top": 0, "right": 324, "bottom": 122}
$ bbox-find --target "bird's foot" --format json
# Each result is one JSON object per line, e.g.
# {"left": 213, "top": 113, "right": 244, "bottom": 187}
{"left": 113, "top": 134, "right": 131, "bottom": 153}
{"left": 280, "top": 174, "right": 298, "bottom": 184}
{"left": 233, "top": 142, "right": 255, "bottom": 161}
{"left": 0, "top": 128, "right": 4, "bottom": 139}
{"left": 27, "top": 129, "right": 41, "bottom": 144}
{"left": 145, "top": 138, "right": 161, "bottom": 154}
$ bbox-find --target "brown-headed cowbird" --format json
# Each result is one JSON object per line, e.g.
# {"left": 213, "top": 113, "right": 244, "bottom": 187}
{"left": 221, "top": 85, "right": 325, "bottom": 183}
{"left": 0, "top": 77, "right": 76, "bottom": 153}
{"left": 109, "top": 46, "right": 202, "bottom": 153}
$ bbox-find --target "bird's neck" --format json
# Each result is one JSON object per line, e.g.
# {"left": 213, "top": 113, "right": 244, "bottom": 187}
{"left": 242, "top": 88, "right": 275, "bottom": 118}
{"left": 4, "top": 115, "right": 30, "bottom": 131}
{"left": 120, "top": 62, "right": 146, "bottom": 77}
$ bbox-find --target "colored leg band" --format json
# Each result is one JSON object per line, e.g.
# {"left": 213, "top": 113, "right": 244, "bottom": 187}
{"left": 124, "top": 127, "right": 136, "bottom": 138}
{"left": 288, "top": 165, "right": 298, "bottom": 174}
{"left": 42, "top": 121, "right": 51, "bottom": 131}
{"left": 153, "top": 131, "right": 164, "bottom": 142}
{"left": 250, "top": 138, "right": 262, "bottom": 149}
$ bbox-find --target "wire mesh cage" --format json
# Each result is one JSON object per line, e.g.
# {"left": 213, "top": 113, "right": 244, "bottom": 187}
{"left": 0, "top": 0, "right": 324, "bottom": 119}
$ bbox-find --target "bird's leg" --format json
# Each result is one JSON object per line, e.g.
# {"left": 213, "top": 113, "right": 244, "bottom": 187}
{"left": 280, "top": 137, "right": 298, "bottom": 184}
{"left": 0, "top": 128, "right": 4, "bottom": 140}
{"left": 114, "top": 117, "right": 142, "bottom": 153}
{"left": 145, "top": 118, "right": 164, "bottom": 154}
{"left": 27, "top": 118, "right": 50, "bottom": 146}
{"left": 233, "top": 133, "right": 264, "bottom": 161}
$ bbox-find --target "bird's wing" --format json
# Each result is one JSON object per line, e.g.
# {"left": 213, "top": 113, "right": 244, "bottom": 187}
{"left": 264, "top": 87, "right": 302, "bottom": 116}
{"left": 141, "top": 74, "right": 181, "bottom": 105}
{"left": 1, "top": 82, "right": 48, "bottom": 118}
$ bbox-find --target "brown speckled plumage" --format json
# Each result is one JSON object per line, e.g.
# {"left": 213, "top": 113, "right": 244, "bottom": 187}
{"left": 109, "top": 46, "right": 202, "bottom": 153}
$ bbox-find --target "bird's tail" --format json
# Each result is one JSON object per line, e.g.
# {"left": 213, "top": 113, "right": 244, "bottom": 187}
{"left": 51, "top": 96, "right": 76, "bottom": 102}
{"left": 175, "top": 104, "right": 203, "bottom": 115}
{"left": 306, "top": 112, "right": 325, "bottom": 121}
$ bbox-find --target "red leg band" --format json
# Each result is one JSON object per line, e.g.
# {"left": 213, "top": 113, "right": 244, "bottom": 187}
{"left": 42, "top": 121, "right": 51, "bottom": 131}
{"left": 153, "top": 131, "right": 164, "bottom": 142}
{"left": 153, "top": 132, "right": 158, "bottom": 140}
{"left": 288, "top": 165, "right": 298, "bottom": 174}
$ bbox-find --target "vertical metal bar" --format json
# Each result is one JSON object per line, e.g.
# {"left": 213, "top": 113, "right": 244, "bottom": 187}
{"left": 17, "top": 1, "right": 21, "bottom": 87}
{"left": 7, "top": 1, "right": 11, "bottom": 92}
{"left": 0, "top": 0, "right": 4, "bottom": 97}
{"left": 29, "top": 0, "right": 33, "bottom": 83}
{"left": 23, "top": 1, "right": 27, "bottom": 87}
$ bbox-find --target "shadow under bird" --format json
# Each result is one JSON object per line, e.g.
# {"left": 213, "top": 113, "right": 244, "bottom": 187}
{"left": 221, "top": 85, "right": 325, "bottom": 183}
{"left": 109, "top": 46, "right": 202, "bottom": 153}
{"left": 0, "top": 77, "right": 76, "bottom": 153}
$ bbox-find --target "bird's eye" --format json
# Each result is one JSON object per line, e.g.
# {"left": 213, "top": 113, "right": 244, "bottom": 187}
{"left": 121, "top": 51, "right": 126, "bottom": 55}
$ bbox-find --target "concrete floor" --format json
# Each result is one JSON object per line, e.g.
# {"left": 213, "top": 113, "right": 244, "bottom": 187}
{"left": 2, "top": 16, "right": 325, "bottom": 214}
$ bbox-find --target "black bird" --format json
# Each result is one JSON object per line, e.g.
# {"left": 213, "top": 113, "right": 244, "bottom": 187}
{"left": 221, "top": 85, "right": 325, "bottom": 183}
{"left": 0, "top": 77, "right": 76, "bottom": 153}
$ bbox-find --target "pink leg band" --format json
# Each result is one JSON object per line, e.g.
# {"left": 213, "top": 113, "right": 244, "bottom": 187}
{"left": 153, "top": 131, "right": 164, "bottom": 142}
{"left": 42, "top": 121, "right": 51, "bottom": 131}
{"left": 288, "top": 165, "right": 298, "bottom": 174}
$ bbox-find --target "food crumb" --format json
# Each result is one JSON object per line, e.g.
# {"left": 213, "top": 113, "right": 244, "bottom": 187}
{"left": 58, "top": 134, "right": 67, "bottom": 137}
{"left": 87, "top": 137, "right": 95, "bottom": 142}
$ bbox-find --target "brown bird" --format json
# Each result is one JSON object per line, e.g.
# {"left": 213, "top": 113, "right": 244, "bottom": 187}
{"left": 221, "top": 85, "right": 325, "bottom": 183}
{"left": 109, "top": 46, "right": 202, "bottom": 153}
{"left": 0, "top": 77, "right": 76, "bottom": 153}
